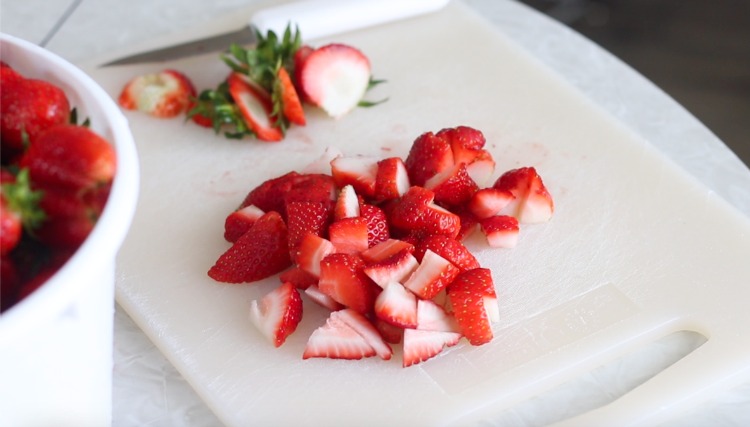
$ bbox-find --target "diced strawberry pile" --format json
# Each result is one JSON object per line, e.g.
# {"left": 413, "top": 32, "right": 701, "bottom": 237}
{"left": 208, "top": 125, "right": 554, "bottom": 367}
{"left": 0, "top": 62, "right": 117, "bottom": 312}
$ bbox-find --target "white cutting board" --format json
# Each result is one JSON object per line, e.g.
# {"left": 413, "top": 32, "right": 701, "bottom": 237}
{"left": 84, "top": 2, "right": 750, "bottom": 426}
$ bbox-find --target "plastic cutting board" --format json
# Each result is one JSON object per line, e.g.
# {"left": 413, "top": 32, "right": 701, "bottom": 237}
{"left": 83, "top": 1, "right": 750, "bottom": 425}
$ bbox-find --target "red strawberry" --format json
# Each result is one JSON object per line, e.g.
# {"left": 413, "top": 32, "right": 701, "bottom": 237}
{"left": 249, "top": 282, "right": 303, "bottom": 347}
{"left": 276, "top": 67, "right": 306, "bottom": 125}
{"left": 224, "top": 204, "right": 264, "bottom": 242}
{"left": 328, "top": 216, "right": 369, "bottom": 254}
{"left": 0, "top": 170, "right": 45, "bottom": 255}
{"left": 303, "top": 311, "right": 377, "bottom": 360}
{"left": 208, "top": 211, "right": 291, "bottom": 283}
{"left": 454, "top": 206, "right": 480, "bottom": 241}
{"left": 240, "top": 171, "right": 301, "bottom": 214}
{"left": 361, "top": 238, "right": 414, "bottom": 264}
{"left": 226, "top": 72, "right": 283, "bottom": 142}
{"left": 404, "top": 131, "right": 454, "bottom": 186}
{"left": 297, "top": 43, "right": 372, "bottom": 118}
{"left": 0, "top": 195, "right": 22, "bottom": 256}
{"left": 416, "top": 299, "right": 459, "bottom": 333}
{"left": 403, "top": 249, "right": 460, "bottom": 300}
{"left": 373, "top": 317, "right": 403, "bottom": 344}
{"left": 286, "top": 201, "right": 332, "bottom": 256}
{"left": 1, "top": 71, "right": 70, "bottom": 152}
{"left": 118, "top": 69, "right": 196, "bottom": 118}
{"left": 402, "top": 328, "right": 461, "bottom": 368}
{"left": 318, "top": 252, "right": 377, "bottom": 314}
{"left": 468, "top": 188, "right": 515, "bottom": 219}
{"left": 333, "top": 308, "right": 392, "bottom": 360}
{"left": 374, "top": 281, "right": 418, "bottom": 329}
{"left": 436, "top": 126, "right": 486, "bottom": 151}
{"left": 464, "top": 150, "right": 496, "bottom": 187}
{"left": 359, "top": 203, "right": 389, "bottom": 247}
{"left": 389, "top": 186, "right": 460, "bottom": 239}
{"left": 294, "top": 233, "right": 336, "bottom": 278}
{"left": 304, "top": 284, "right": 343, "bottom": 311}
{"left": 292, "top": 45, "right": 315, "bottom": 102}
{"left": 374, "top": 157, "right": 410, "bottom": 201}
{"left": 493, "top": 167, "right": 554, "bottom": 223}
{"left": 283, "top": 173, "right": 336, "bottom": 210}
{"left": 480, "top": 215, "right": 520, "bottom": 248}
{"left": 35, "top": 187, "right": 104, "bottom": 248}
{"left": 447, "top": 268, "right": 497, "bottom": 346}
{"left": 424, "top": 162, "right": 478, "bottom": 207}
{"left": 279, "top": 266, "right": 319, "bottom": 290}
{"left": 413, "top": 234, "right": 479, "bottom": 273}
{"left": 329, "top": 155, "right": 378, "bottom": 199}
{"left": 333, "top": 184, "right": 360, "bottom": 220}
{"left": 362, "top": 248, "right": 419, "bottom": 289}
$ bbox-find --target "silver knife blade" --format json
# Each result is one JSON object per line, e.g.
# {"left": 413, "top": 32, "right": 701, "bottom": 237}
{"left": 101, "top": 27, "right": 256, "bottom": 66}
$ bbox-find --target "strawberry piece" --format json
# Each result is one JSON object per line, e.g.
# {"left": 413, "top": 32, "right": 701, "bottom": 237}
{"left": 208, "top": 211, "right": 291, "bottom": 283}
{"left": 480, "top": 215, "right": 520, "bottom": 248}
{"left": 436, "top": 126, "right": 486, "bottom": 152}
{"left": 226, "top": 72, "right": 283, "bottom": 142}
{"left": 304, "top": 284, "right": 343, "bottom": 311}
{"left": 416, "top": 299, "right": 460, "bottom": 333}
{"left": 224, "top": 204, "right": 265, "bottom": 242}
{"left": 330, "top": 155, "right": 378, "bottom": 199}
{"left": 294, "top": 233, "right": 336, "bottom": 278}
{"left": 118, "top": 69, "right": 196, "bottom": 118}
{"left": 413, "top": 234, "right": 479, "bottom": 273}
{"left": 454, "top": 206, "right": 480, "bottom": 242}
{"left": 424, "top": 162, "right": 479, "bottom": 207}
{"left": 279, "top": 266, "right": 319, "bottom": 290}
{"left": 464, "top": 150, "right": 496, "bottom": 187}
{"left": 318, "top": 253, "right": 377, "bottom": 314}
{"left": 297, "top": 43, "right": 372, "bottom": 118}
{"left": 402, "top": 328, "right": 461, "bottom": 368}
{"left": 374, "top": 281, "right": 418, "bottom": 329}
{"left": 389, "top": 186, "right": 460, "bottom": 239}
{"left": 374, "top": 317, "right": 403, "bottom": 344}
{"left": 286, "top": 201, "right": 332, "bottom": 256}
{"left": 447, "top": 268, "right": 497, "bottom": 346}
{"left": 276, "top": 67, "right": 306, "bottom": 125}
{"left": 359, "top": 203, "right": 389, "bottom": 248}
{"left": 303, "top": 313, "right": 377, "bottom": 360}
{"left": 404, "top": 131, "right": 454, "bottom": 186}
{"left": 374, "top": 157, "right": 410, "bottom": 201}
{"left": 249, "top": 282, "right": 303, "bottom": 347}
{"left": 283, "top": 173, "right": 337, "bottom": 210}
{"left": 333, "top": 184, "right": 360, "bottom": 219}
{"left": 241, "top": 171, "right": 301, "bottom": 215}
{"left": 403, "top": 249, "right": 460, "bottom": 300}
{"left": 333, "top": 309, "right": 392, "bottom": 360}
{"left": 493, "top": 167, "right": 554, "bottom": 223}
{"left": 361, "top": 238, "right": 414, "bottom": 264}
{"left": 328, "top": 217, "right": 369, "bottom": 255}
{"left": 363, "top": 248, "right": 419, "bottom": 289}
{"left": 468, "top": 188, "right": 515, "bottom": 219}
{"left": 293, "top": 45, "right": 315, "bottom": 102}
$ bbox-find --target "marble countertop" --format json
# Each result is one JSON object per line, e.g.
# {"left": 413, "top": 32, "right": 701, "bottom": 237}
{"left": 3, "top": 0, "right": 750, "bottom": 425}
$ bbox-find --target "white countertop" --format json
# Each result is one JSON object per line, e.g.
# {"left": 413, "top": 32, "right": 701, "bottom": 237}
{"left": 3, "top": 0, "right": 750, "bottom": 425}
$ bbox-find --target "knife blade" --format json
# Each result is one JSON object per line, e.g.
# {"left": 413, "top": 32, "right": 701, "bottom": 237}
{"left": 102, "top": 0, "right": 450, "bottom": 66}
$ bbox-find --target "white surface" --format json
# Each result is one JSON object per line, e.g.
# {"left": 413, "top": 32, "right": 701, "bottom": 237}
{"left": 0, "top": 34, "right": 139, "bottom": 427}
{"left": 3, "top": 0, "right": 750, "bottom": 425}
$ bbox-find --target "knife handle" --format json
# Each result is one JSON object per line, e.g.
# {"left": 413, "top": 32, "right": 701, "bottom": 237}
{"left": 250, "top": 0, "right": 450, "bottom": 40}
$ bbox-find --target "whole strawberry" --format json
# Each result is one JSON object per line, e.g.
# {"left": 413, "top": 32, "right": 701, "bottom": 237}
{"left": 0, "top": 169, "right": 45, "bottom": 256}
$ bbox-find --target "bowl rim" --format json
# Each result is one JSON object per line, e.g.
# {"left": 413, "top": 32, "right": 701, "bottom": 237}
{"left": 0, "top": 33, "right": 140, "bottom": 341}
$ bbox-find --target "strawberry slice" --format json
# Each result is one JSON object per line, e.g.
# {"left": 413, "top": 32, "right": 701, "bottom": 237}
{"left": 286, "top": 201, "right": 332, "bottom": 256}
{"left": 404, "top": 131, "right": 454, "bottom": 186}
{"left": 208, "top": 211, "right": 291, "bottom": 283}
{"left": 304, "top": 284, "right": 343, "bottom": 311}
{"left": 276, "top": 67, "right": 306, "bottom": 125}
{"left": 294, "top": 233, "right": 336, "bottom": 278}
{"left": 226, "top": 72, "right": 283, "bottom": 142}
{"left": 374, "top": 281, "right": 418, "bottom": 329}
{"left": 224, "top": 204, "right": 265, "bottom": 242}
{"left": 293, "top": 45, "right": 315, "bottom": 102}
{"left": 424, "top": 162, "right": 479, "bottom": 208}
{"left": 333, "top": 184, "right": 360, "bottom": 219}
{"left": 374, "top": 157, "right": 410, "bottom": 201}
{"left": 297, "top": 43, "right": 372, "bottom": 118}
{"left": 303, "top": 313, "right": 377, "bottom": 360}
{"left": 416, "top": 299, "right": 460, "bottom": 333}
{"left": 118, "top": 69, "right": 196, "bottom": 118}
{"left": 468, "top": 188, "right": 515, "bottom": 219}
{"left": 249, "top": 282, "right": 303, "bottom": 347}
{"left": 333, "top": 309, "right": 392, "bottom": 360}
{"left": 318, "top": 252, "right": 378, "bottom": 314}
{"left": 328, "top": 217, "right": 369, "bottom": 254}
{"left": 362, "top": 248, "right": 419, "bottom": 289}
{"left": 413, "top": 234, "right": 479, "bottom": 273}
{"left": 447, "top": 268, "right": 497, "bottom": 346}
{"left": 402, "top": 328, "right": 461, "bottom": 368}
{"left": 480, "top": 215, "right": 520, "bottom": 248}
{"left": 359, "top": 203, "right": 390, "bottom": 248}
{"left": 330, "top": 155, "right": 378, "bottom": 199}
{"left": 360, "top": 238, "right": 415, "bottom": 264}
{"left": 403, "top": 249, "right": 460, "bottom": 300}
{"left": 493, "top": 167, "right": 554, "bottom": 223}
{"left": 279, "top": 266, "right": 319, "bottom": 290}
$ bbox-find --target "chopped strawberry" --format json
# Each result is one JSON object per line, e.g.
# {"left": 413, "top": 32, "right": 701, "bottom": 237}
{"left": 468, "top": 188, "right": 515, "bottom": 219}
{"left": 249, "top": 282, "right": 303, "bottom": 347}
{"left": 447, "top": 268, "right": 497, "bottom": 345}
{"left": 374, "top": 157, "right": 410, "bottom": 201}
{"left": 286, "top": 201, "right": 332, "bottom": 256}
{"left": 402, "top": 328, "right": 461, "bottom": 368}
{"left": 293, "top": 45, "right": 315, "bottom": 102}
{"left": 416, "top": 299, "right": 460, "bottom": 333}
{"left": 240, "top": 171, "right": 301, "bottom": 215}
{"left": 294, "top": 233, "right": 336, "bottom": 278}
{"left": 359, "top": 203, "right": 390, "bottom": 247}
{"left": 279, "top": 266, "right": 319, "bottom": 290}
{"left": 436, "top": 126, "right": 486, "bottom": 152}
{"left": 403, "top": 249, "right": 460, "bottom": 300}
{"left": 118, "top": 69, "right": 196, "bottom": 118}
{"left": 424, "top": 162, "right": 479, "bottom": 207}
{"left": 374, "top": 281, "right": 418, "bottom": 329}
{"left": 464, "top": 150, "right": 496, "bottom": 187}
{"left": 362, "top": 248, "right": 419, "bottom": 289}
{"left": 493, "top": 167, "right": 554, "bottom": 223}
{"left": 454, "top": 206, "right": 480, "bottom": 241}
{"left": 333, "top": 309, "right": 392, "bottom": 360}
{"left": 297, "top": 43, "right": 372, "bottom": 118}
{"left": 329, "top": 155, "right": 378, "bottom": 199}
{"left": 283, "top": 173, "right": 337, "bottom": 210}
{"left": 360, "top": 238, "right": 415, "bottom": 264}
{"left": 413, "top": 234, "right": 479, "bottom": 273}
{"left": 480, "top": 215, "right": 520, "bottom": 248}
{"left": 276, "top": 67, "right": 306, "bottom": 125}
{"left": 208, "top": 211, "right": 291, "bottom": 283}
{"left": 404, "top": 131, "right": 454, "bottom": 186}
{"left": 303, "top": 313, "right": 377, "bottom": 360}
{"left": 318, "top": 252, "right": 377, "bottom": 314}
{"left": 333, "top": 184, "right": 360, "bottom": 219}
{"left": 224, "top": 204, "right": 264, "bottom": 242}
{"left": 373, "top": 317, "right": 403, "bottom": 344}
{"left": 328, "top": 216, "right": 369, "bottom": 254}
{"left": 389, "top": 186, "right": 460, "bottom": 239}
{"left": 226, "top": 72, "right": 283, "bottom": 142}
{"left": 304, "top": 284, "right": 343, "bottom": 311}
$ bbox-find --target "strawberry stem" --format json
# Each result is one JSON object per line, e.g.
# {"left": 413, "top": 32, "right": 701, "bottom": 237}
{"left": 2, "top": 169, "right": 46, "bottom": 232}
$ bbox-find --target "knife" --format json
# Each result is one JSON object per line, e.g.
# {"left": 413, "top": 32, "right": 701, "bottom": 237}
{"left": 102, "top": 0, "right": 450, "bottom": 66}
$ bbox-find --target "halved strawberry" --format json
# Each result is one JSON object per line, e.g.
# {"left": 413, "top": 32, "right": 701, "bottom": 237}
{"left": 318, "top": 252, "right": 377, "bottom": 314}
{"left": 118, "top": 69, "right": 196, "bottom": 118}
{"left": 360, "top": 238, "right": 414, "bottom": 264}
{"left": 330, "top": 155, "right": 378, "bottom": 198}
{"left": 404, "top": 131, "right": 454, "bottom": 186}
{"left": 208, "top": 211, "right": 291, "bottom": 283}
{"left": 447, "top": 268, "right": 497, "bottom": 346}
{"left": 303, "top": 313, "right": 377, "bottom": 360}
{"left": 416, "top": 299, "right": 460, "bottom": 333}
{"left": 359, "top": 203, "right": 390, "bottom": 248}
{"left": 279, "top": 266, "right": 319, "bottom": 290}
{"left": 468, "top": 188, "right": 515, "bottom": 220}
{"left": 374, "top": 157, "right": 410, "bottom": 201}
{"left": 226, "top": 72, "right": 283, "bottom": 142}
{"left": 413, "top": 234, "right": 479, "bottom": 273}
{"left": 362, "top": 248, "right": 419, "bottom": 288}
{"left": 424, "top": 162, "right": 478, "bottom": 207}
{"left": 403, "top": 249, "right": 460, "bottom": 300}
{"left": 328, "top": 217, "right": 369, "bottom": 254}
{"left": 294, "top": 233, "right": 336, "bottom": 278}
{"left": 374, "top": 281, "right": 418, "bottom": 329}
{"left": 333, "top": 309, "right": 392, "bottom": 360}
{"left": 276, "top": 67, "right": 306, "bottom": 125}
{"left": 224, "top": 204, "right": 264, "bottom": 242}
{"left": 333, "top": 184, "right": 360, "bottom": 220}
{"left": 297, "top": 43, "right": 372, "bottom": 118}
{"left": 480, "top": 215, "right": 519, "bottom": 248}
{"left": 304, "top": 284, "right": 343, "bottom": 311}
{"left": 493, "top": 167, "right": 554, "bottom": 223}
{"left": 286, "top": 201, "right": 332, "bottom": 256}
{"left": 249, "top": 282, "right": 303, "bottom": 347}
{"left": 402, "top": 328, "right": 461, "bottom": 368}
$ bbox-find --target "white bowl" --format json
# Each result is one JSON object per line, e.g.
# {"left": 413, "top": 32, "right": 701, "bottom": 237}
{"left": 0, "top": 34, "right": 139, "bottom": 426}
